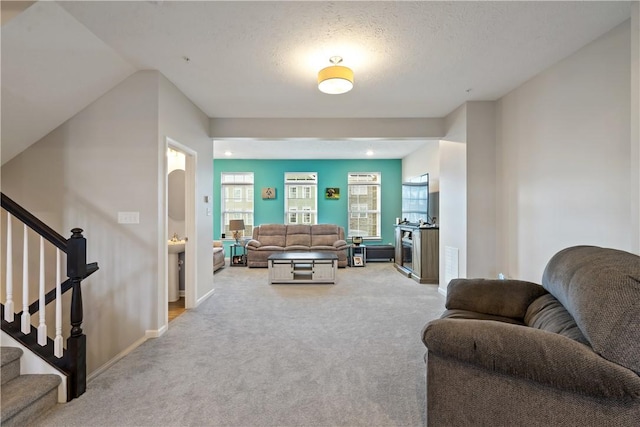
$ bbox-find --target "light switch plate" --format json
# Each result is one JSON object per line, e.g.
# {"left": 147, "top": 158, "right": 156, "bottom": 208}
{"left": 118, "top": 212, "right": 140, "bottom": 224}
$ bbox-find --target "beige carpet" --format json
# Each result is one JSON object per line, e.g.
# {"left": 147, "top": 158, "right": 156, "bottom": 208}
{"left": 33, "top": 262, "right": 446, "bottom": 427}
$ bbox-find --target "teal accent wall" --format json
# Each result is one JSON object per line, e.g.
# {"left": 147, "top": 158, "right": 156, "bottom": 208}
{"left": 213, "top": 159, "right": 402, "bottom": 248}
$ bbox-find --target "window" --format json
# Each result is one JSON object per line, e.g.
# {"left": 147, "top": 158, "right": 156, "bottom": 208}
{"left": 285, "top": 172, "right": 317, "bottom": 225}
{"left": 221, "top": 172, "right": 254, "bottom": 238}
{"left": 348, "top": 173, "right": 381, "bottom": 239}
{"left": 402, "top": 173, "right": 429, "bottom": 224}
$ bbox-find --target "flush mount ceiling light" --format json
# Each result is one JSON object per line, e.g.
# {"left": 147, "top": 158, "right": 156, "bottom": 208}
{"left": 318, "top": 56, "right": 354, "bottom": 95}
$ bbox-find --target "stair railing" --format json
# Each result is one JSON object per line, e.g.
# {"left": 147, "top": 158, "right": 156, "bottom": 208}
{"left": 1, "top": 192, "right": 99, "bottom": 401}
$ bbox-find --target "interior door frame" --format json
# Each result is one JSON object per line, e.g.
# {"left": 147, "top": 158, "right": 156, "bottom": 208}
{"left": 164, "top": 137, "right": 197, "bottom": 323}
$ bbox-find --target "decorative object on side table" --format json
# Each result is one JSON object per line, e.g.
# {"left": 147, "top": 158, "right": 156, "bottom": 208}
{"left": 353, "top": 255, "right": 364, "bottom": 267}
{"left": 352, "top": 236, "right": 363, "bottom": 246}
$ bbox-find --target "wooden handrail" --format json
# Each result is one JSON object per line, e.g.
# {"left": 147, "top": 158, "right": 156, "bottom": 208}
{"left": 1, "top": 193, "right": 67, "bottom": 251}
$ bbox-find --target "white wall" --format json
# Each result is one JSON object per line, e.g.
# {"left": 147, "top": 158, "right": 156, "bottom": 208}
{"left": 401, "top": 140, "right": 440, "bottom": 221}
{"left": 211, "top": 117, "right": 445, "bottom": 139}
{"left": 496, "top": 21, "right": 635, "bottom": 282}
{"left": 466, "top": 101, "right": 497, "bottom": 279}
{"left": 631, "top": 3, "right": 640, "bottom": 253}
{"left": 158, "top": 74, "right": 214, "bottom": 310}
{"left": 439, "top": 105, "right": 467, "bottom": 293}
{"left": 2, "top": 71, "right": 160, "bottom": 373}
{"left": 1, "top": 70, "right": 213, "bottom": 375}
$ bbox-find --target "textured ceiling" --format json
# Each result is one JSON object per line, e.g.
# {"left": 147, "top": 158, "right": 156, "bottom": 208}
{"left": 1, "top": 1, "right": 633, "bottom": 162}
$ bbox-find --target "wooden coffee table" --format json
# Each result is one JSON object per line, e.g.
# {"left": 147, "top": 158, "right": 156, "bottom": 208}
{"left": 267, "top": 252, "right": 338, "bottom": 284}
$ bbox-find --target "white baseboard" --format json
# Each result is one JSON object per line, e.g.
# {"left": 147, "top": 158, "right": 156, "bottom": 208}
{"left": 88, "top": 334, "right": 147, "bottom": 382}
{"left": 88, "top": 288, "right": 211, "bottom": 381}
{"left": 88, "top": 326, "right": 168, "bottom": 382}
{"left": 195, "top": 288, "right": 215, "bottom": 307}
{"left": 146, "top": 325, "right": 168, "bottom": 339}
{"left": 438, "top": 287, "right": 447, "bottom": 297}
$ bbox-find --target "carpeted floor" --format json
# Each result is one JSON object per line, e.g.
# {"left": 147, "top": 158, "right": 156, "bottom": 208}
{"left": 33, "top": 262, "right": 446, "bottom": 427}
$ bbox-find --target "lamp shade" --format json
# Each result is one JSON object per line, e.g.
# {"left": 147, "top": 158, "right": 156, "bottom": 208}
{"left": 318, "top": 57, "right": 354, "bottom": 95}
{"left": 229, "top": 219, "right": 245, "bottom": 231}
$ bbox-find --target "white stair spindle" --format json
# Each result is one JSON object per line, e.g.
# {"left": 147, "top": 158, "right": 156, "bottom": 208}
{"left": 54, "top": 249, "right": 63, "bottom": 358}
{"left": 21, "top": 224, "right": 30, "bottom": 334}
{"left": 5, "top": 213, "right": 14, "bottom": 322}
{"left": 37, "top": 236, "right": 47, "bottom": 345}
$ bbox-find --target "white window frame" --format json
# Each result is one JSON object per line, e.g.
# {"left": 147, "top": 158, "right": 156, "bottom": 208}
{"left": 221, "top": 172, "right": 254, "bottom": 239}
{"left": 284, "top": 172, "right": 317, "bottom": 225}
{"left": 347, "top": 172, "right": 381, "bottom": 239}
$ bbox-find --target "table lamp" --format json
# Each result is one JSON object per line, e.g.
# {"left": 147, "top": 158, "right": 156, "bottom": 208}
{"left": 229, "top": 219, "right": 245, "bottom": 244}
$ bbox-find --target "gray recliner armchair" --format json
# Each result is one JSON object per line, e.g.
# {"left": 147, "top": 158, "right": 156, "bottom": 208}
{"left": 422, "top": 246, "right": 640, "bottom": 426}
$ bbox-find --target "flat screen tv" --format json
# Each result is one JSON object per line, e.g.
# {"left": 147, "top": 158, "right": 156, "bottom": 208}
{"left": 401, "top": 173, "right": 430, "bottom": 225}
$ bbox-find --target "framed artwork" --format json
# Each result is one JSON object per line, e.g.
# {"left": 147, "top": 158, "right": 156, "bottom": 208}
{"left": 262, "top": 187, "right": 276, "bottom": 199}
{"left": 353, "top": 255, "right": 364, "bottom": 267}
{"left": 232, "top": 255, "right": 245, "bottom": 265}
{"left": 325, "top": 187, "right": 340, "bottom": 199}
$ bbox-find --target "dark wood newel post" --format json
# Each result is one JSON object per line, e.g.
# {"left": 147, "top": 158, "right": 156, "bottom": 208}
{"left": 67, "top": 228, "right": 87, "bottom": 399}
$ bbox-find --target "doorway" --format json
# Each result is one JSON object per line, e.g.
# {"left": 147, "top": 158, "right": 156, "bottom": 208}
{"left": 165, "top": 138, "right": 197, "bottom": 325}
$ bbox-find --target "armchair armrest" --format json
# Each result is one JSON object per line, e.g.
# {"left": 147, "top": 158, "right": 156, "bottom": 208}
{"left": 246, "top": 239, "right": 261, "bottom": 249}
{"left": 333, "top": 239, "right": 347, "bottom": 249}
{"left": 423, "top": 318, "right": 640, "bottom": 400}
{"left": 446, "top": 278, "right": 547, "bottom": 319}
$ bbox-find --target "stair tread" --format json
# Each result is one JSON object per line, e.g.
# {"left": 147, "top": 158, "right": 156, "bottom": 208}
{"left": 1, "top": 347, "right": 23, "bottom": 367}
{"left": 1, "top": 374, "right": 61, "bottom": 420}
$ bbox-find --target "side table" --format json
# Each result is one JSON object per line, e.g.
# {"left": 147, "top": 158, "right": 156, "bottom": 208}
{"left": 230, "top": 243, "right": 247, "bottom": 266}
{"left": 349, "top": 245, "right": 366, "bottom": 267}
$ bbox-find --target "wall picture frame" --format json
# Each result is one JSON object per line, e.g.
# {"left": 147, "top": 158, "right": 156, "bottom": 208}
{"left": 262, "top": 187, "right": 276, "bottom": 199}
{"left": 325, "top": 187, "right": 340, "bottom": 199}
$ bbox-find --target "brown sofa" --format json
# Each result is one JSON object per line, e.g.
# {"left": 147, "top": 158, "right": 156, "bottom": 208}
{"left": 246, "top": 224, "right": 348, "bottom": 268}
{"left": 213, "top": 241, "right": 225, "bottom": 272}
{"left": 422, "top": 246, "right": 640, "bottom": 426}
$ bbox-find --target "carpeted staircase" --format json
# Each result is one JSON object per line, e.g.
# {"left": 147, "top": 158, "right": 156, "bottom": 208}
{"left": 1, "top": 347, "right": 61, "bottom": 426}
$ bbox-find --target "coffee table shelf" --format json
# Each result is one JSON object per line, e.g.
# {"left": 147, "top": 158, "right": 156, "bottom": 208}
{"left": 268, "top": 252, "right": 338, "bottom": 284}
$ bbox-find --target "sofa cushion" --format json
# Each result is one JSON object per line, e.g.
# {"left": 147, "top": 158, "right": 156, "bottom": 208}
{"left": 311, "top": 224, "right": 342, "bottom": 246}
{"left": 285, "top": 225, "right": 311, "bottom": 247}
{"left": 446, "top": 278, "right": 548, "bottom": 320}
{"left": 255, "top": 224, "right": 286, "bottom": 247}
{"left": 542, "top": 246, "right": 640, "bottom": 374}
{"left": 254, "top": 245, "right": 284, "bottom": 251}
{"left": 525, "top": 294, "right": 589, "bottom": 345}
{"left": 285, "top": 246, "right": 310, "bottom": 252}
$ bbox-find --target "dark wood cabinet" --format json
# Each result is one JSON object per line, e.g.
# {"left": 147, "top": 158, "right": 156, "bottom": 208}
{"left": 394, "top": 224, "right": 439, "bottom": 284}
